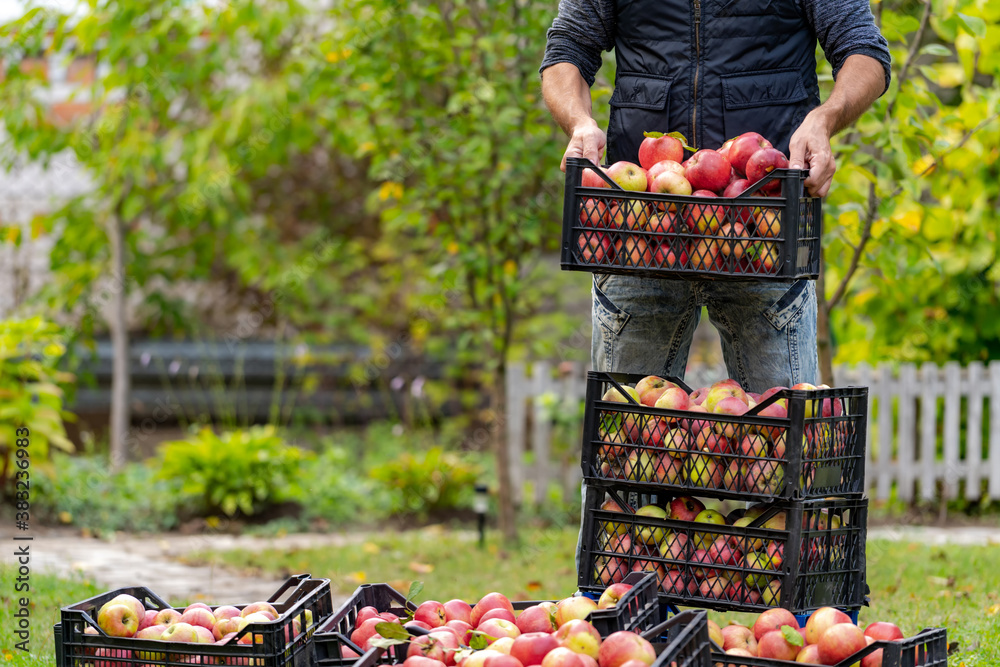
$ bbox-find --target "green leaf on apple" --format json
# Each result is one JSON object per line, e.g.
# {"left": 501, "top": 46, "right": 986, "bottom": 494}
{"left": 643, "top": 131, "right": 664, "bottom": 138}
{"left": 468, "top": 632, "right": 494, "bottom": 650}
{"left": 781, "top": 625, "right": 804, "bottom": 647}
{"left": 405, "top": 581, "right": 425, "bottom": 609}
{"left": 375, "top": 622, "right": 411, "bottom": 642}
{"left": 369, "top": 637, "right": 407, "bottom": 649}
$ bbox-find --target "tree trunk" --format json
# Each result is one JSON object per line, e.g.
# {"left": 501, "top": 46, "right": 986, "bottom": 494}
{"left": 108, "top": 215, "right": 130, "bottom": 471}
{"left": 493, "top": 361, "right": 517, "bottom": 543}
{"left": 816, "top": 257, "right": 835, "bottom": 385}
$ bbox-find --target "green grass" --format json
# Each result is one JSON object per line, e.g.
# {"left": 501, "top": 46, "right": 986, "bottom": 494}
{"left": 184, "top": 526, "right": 580, "bottom": 603}
{"left": 191, "top": 529, "right": 1000, "bottom": 666}
{"left": 0, "top": 564, "right": 100, "bottom": 666}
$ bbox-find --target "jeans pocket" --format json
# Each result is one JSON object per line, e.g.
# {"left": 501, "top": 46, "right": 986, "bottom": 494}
{"left": 763, "top": 280, "right": 809, "bottom": 331}
{"left": 593, "top": 280, "right": 630, "bottom": 336}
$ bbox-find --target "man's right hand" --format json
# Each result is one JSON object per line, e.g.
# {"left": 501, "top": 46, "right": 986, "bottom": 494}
{"left": 560, "top": 120, "right": 607, "bottom": 172}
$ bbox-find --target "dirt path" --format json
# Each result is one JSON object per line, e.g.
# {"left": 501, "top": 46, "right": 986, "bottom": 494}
{"left": 3, "top": 527, "right": 369, "bottom": 604}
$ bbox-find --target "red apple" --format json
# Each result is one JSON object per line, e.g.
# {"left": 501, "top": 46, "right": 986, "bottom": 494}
{"left": 555, "top": 619, "right": 602, "bottom": 659}
{"left": 806, "top": 607, "right": 853, "bottom": 645}
{"left": 478, "top": 619, "right": 521, "bottom": 640}
{"left": 161, "top": 622, "right": 199, "bottom": 644}
{"left": 480, "top": 608, "right": 517, "bottom": 625}
{"left": 582, "top": 167, "right": 611, "bottom": 189}
{"left": 660, "top": 570, "right": 698, "bottom": 596}
{"left": 97, "top": 604, "right": 140, "bottom": 638}
{"left": 864, "top": 622, "right": 904, "bottom": 642}
{"left": 405, "top": 658, "right": 449, "bottom": 667}
{"left": 684, "top": 190, "right": 723, "bottom": 234}
{"left": 635, "top": 375, "right": 673, "bottom": 406}
{"left": 137, "top": 610, "right": 160, "bottom": 632}
{"left": 444, "top": 599, "right": 473, "bottom": 624}
{"left": 818, "top": 623, "right": 867, "bottom": 665}
{"left": 668, "top": 497, "right": 705, "bottom": 522}
{"left": 543, "top": 647, "right": 584, "bottom": 667}
{"left": 580, "top": 198, "right": 610, "bottom": 227}
{"left": 639, "top": 132, "right": 684, "bottom": 169}
{"left": 607, "top": 161, "right": 647, "bottom": 192}
{"left": 596, "top": 631, "right": 656, "bottom": 667}
{"left": 796, "top": 644, "right": 822, "bottom": 663}
{"left": 653, "top": 455, "right": 685, "bottom": 484}
{"left": 753, "top": 206, "right": 781, "bottom": 238}
{"left": 649, "top": 170, "right": 692, "bottom": 201}
{"left": 487, "top": 655, "right": 526, "bottom": 667}
{"left": 689, "top": 238, "right": 720, "bottom": 271}
{"left": 610, "top": 200, "right": 653, "bottom": 230}
{"left": 510, "top": 631, "right": 560, "bottom": 667}
{"left": 757, "top": 629, "right": 801, "bottom": 661}
{"left": 728, "top": 132, "right": 773, "bottom": 176}
{"left": 241, "top": 602, "right": 278, "bottom": 619}
{"left": 577, "top": 231, "right": 612, "bottom": 264}
{"left": 653, "top": 386, "right": 690, "bottom": 411}
{"left": 214, "top": 616, "right": 248, "bottom": 640}
{"left": 597, "top": 583, "right": 632, "bottom": 610}
{"left": 355, "top": 606, "right": 380, "bottom": 627}
{"left": 723, "top": 178, "right": 750, "bottom": 198}
{"left": 721, "top": 624, "right": 757, "bottom": 653}
{"left": 615, "top": 236, "right": 653, "bottom": 267}
{"left": 746, "top": 148, "right": 789, "bottom": 194}
{"left": 409, "top": 631, "right": 461, "bottom": 666}
{"left": 554, "top": 597, "right": 598, "bottom": 628}
{"left": 718, "top": 222, "right": 750, "bottom": 260}
{"left": 351, "top": 617, "right": 387, "bottom": 651}
{"left": 472, "top": 593, "right": 516, "bottom": 627}
{"left": 515, "top": 603, "right": 557, "bottom": 634}
{"left": 685, "top": 149, "right": 731, "bottom": 193}
{"left": 179, "top": 608, "right": 216, "bottom": 632}
{"left": 753, "top": 608, "right": 799, "bottom": 642}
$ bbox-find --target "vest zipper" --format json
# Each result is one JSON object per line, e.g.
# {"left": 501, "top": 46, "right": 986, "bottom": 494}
{"left": 692, "top": 0, "right": 701, "bottom": 149}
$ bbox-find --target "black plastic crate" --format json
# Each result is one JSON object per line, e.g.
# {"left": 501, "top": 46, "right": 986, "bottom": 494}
{"left": 582, "top": 372, "right": 868, "bottom": 502}
{"left": 314, "top": 573, "right": 662, "bottom": 667}
{"left": 580, "top": 487, "right": 868, "bottom": 615}
{"left": 340, "top": 607, "right": 709, "bottom": 667}
{"left": 645, "top": 610, "right": 711, "bottom": 667}
{"left": 54, "top": 574, "right": 333, "bottom": 667}
{"left": 560, "top": 157, "right": 821, "bottom": 281}
{"left": 709, "top": 626, "right": 946, "bottom": 667}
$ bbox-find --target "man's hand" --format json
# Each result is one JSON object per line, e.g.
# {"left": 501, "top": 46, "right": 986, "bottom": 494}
{"left": 560, "top": 119, "right": 607, "bottom": 172}
{"left": 788, "top": 54, "right": 887, "bottom": 198}
{"left": 788, "top": 109, "right": 836, "bottom": 197}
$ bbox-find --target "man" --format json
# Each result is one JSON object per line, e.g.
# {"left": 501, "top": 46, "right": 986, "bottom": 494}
{"left": 540, "top": 0, "right": 891, "bottom": 390}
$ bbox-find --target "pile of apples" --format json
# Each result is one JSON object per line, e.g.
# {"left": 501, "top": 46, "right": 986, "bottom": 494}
{"left": 711, "top": 607, "right": 906, "bottom": 667}
{"left": 594, "top": 493, "right": 845, "bottom": 606}
{"left": 347, "top": 588, "right": 660, "bottom": 667}
{"left": 576, "top": 130, "right": 793, "bottom": 274}
{"left": 84, "top": 592, "right": 309, "bottom": 664}
{"left": 596, "top": 375, "right": 845, "bottom": 495}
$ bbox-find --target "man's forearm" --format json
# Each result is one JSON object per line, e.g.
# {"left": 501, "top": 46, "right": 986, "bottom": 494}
{"left": 542, "top": 62, "right": 598, "bottom": 135}
{"left": 811, "top": 54, "right": 886, "bottom": 135}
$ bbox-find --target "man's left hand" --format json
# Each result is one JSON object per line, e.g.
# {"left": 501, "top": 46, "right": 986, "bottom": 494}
{"left": 788, "top": 109, "right": 836, "bottom": 197}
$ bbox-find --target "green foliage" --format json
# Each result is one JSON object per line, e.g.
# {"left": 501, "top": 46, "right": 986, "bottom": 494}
{"left": 369, "top": 446, "right": 483, "bottom": 518}
{"left": 295, "top": 444, "right": 394, "bottom": 525}
{"left": 33, "top": 454, "right": 181, "bottom": 534}
{"left": 155, "top": 425, "right": 311, "bottom": 517}
{"left": 0, "top": 317, "right": 74, "bottom": 497}
{"left": 824, "top": 1, "right": 1000, "bottom": 365}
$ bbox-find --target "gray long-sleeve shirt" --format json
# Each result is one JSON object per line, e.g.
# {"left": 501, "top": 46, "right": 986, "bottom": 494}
{"left": 540, "top": 0, "right": 892, "bottom": 91}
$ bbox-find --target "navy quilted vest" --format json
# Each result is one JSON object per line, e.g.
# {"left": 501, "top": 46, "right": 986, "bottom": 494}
{"left": 607, "top": 0, "right": 821, "bottom": 163}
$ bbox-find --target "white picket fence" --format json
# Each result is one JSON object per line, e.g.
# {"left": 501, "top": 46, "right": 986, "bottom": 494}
{"left": 506, "top": 360, "right": 1000, "bottom": 506}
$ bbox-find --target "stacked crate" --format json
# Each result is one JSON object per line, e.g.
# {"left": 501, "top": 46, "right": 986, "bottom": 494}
{"left": 574, "top": 372, "right": 871, "bottom": 619}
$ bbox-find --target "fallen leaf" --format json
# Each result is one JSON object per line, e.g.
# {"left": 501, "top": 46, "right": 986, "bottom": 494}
{"left": 363, "top": 542, "right": 381, "bottom": 555}
{"left": 409, "top": 562, "right": 434, "bottom": 574}
{"left": 347, "top": 571, "right": 367, "bottom": 585}
{"left": 987, "top": 604, "right": 1000, "bottom": 616}
{"left": 526, "top": 581, "right": 542, "bottom": 592}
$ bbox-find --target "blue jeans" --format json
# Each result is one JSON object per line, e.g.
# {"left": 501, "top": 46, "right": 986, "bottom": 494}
{"left": 591, "top": 274, "right": 819, "bottom": 391}
{"left": 576, "top": 275, "right": 820, "bottom": 579}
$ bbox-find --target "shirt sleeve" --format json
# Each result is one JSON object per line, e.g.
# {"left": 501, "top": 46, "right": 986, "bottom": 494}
{"left": 803, "top": 0, "right": 893, "bottom": 94}
{"left": 539, "top": 0, "right": 616, "bottom": 86}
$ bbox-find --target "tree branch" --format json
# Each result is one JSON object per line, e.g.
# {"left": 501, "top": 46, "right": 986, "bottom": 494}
{"left": 885, "top": 0, "right": 932, "bottom": 120}
{"left": 826, "top": 110, "right": 1000, "bottom": 311}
